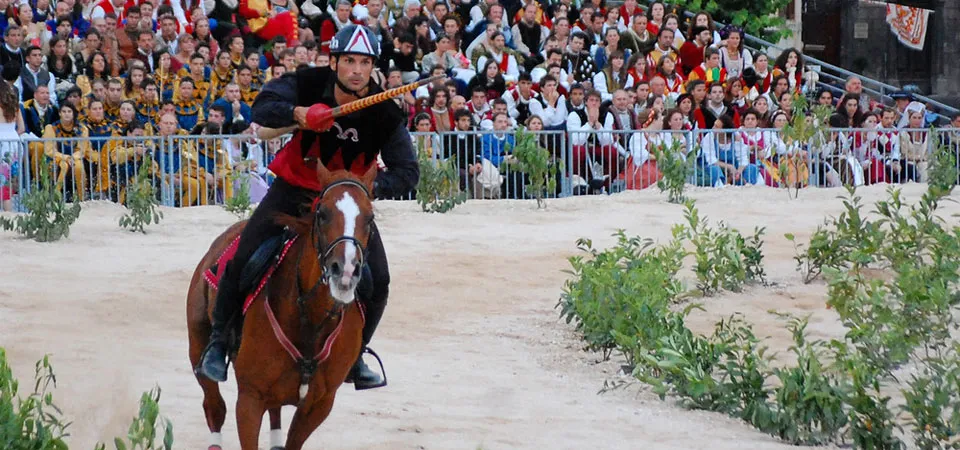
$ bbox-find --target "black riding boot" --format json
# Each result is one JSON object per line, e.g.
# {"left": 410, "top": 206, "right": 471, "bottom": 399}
{"left": 197, "top": 268, "right": 241, "bottom": 382}
{"left": 347, "top": 294, "right": 387, "bottom": 390}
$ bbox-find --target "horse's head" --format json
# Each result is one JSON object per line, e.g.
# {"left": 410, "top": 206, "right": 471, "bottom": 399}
{"left": 310, "top": 163, "right": 377, "bottom": 304}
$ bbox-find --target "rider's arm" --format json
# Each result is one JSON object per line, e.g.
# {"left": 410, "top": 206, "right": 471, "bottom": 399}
{"left": 251, "top": 74, "right": 299, "bottom": 128}
{"left": 375, "top": 122, "right": 419, "bottom": 199}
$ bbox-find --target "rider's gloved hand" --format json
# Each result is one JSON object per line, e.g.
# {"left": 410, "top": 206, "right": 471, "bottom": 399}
{"left": 305, "top": 103, "right": 336, "bottom": 132}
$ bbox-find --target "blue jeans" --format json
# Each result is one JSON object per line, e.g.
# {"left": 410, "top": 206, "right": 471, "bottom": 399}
{"left": 718, "top": 149, "right": 760, "bottom": 185}
{"left": 695, "top": 158, "right": 725, "bottom": 187}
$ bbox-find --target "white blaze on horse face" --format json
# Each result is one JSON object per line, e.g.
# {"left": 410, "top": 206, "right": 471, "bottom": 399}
{"left": 332, "top": 191, "right": 361, "bottom": 303}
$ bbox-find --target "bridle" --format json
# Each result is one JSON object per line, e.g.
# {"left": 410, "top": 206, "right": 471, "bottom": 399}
{"left": 273, "top": 176, "right": 373, "bottom": 404}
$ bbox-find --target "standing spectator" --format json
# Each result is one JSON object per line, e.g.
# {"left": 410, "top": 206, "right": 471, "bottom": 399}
{"left": 899, "top": 110, "right": 928, "bottom": 182}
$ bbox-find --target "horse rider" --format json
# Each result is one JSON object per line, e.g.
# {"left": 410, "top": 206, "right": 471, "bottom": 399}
{"left": 197, "top": 24, "right": 419, "bottom": 390}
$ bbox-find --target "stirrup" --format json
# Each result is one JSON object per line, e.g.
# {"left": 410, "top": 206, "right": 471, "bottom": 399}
{"left": 352, "top": 347, "right": 388, "bottom": 391}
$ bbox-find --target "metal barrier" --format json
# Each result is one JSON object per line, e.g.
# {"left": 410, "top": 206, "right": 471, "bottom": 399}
{"left": 2, "top": 127, "right": 958, "bottom": 213}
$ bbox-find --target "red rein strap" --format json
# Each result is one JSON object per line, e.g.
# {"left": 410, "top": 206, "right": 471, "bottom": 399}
{"left": 263, "top": 297, "right": 354, "bottom": 366}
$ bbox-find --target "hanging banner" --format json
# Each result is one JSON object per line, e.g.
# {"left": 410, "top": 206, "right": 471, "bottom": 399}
{"left": 884, "top": 3, "right": 932, "bottom": 51}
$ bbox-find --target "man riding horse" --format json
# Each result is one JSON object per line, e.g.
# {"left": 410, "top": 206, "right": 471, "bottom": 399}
{"left": 198, "top": 24, "right": 419, "bottom": 390}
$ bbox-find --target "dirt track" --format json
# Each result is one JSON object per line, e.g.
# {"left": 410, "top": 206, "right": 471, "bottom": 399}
{"left": 4, "top": 185, "right": 950, "bottom": 449}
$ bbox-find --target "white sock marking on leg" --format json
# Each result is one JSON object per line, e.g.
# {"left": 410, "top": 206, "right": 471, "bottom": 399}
{"left": 270, "top": 428, "right": 284, "bottom": 448}
{"left": 210, "top": 432, "right": 222, "bottom": 447}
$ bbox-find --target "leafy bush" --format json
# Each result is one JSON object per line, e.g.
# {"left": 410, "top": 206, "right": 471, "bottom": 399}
{"left": 926, "top": 135, "right": 958, "bottom": 195}
{"left": 0, "top": 158, "right": 81, "bottom": 242}
{"left": 94, "top": 387, "right": 173, "bottom": 450}
{"left": 119, "top": 163, "right": 163, "bottom": 233}
{"left": 505, "top": 127, "right": 561, "bottom": 208}
{"left": 0, "top": 349, "right": 71, "bottom": 450}
{"left": 415, "top": 146, "right": 466, "bottom": 213}
{"left": 652, "top": 139, "right": 694, "bottom": 204}
{"left": 560, "top": 183, "right": 960, "bottom": 447}
{"left": 0, "top": 348, "right": 174, "bottom": 450}
{"left": 679, "top": 201, "right": 766, "bottom": 296}
{"left": 557, "top": 230, "right": 685, "bottom": 362}
{"left": 223, "top": 173, "right": 252, "bottom": 219}
{"left": 667, "top": 0, "right": 793, "bottom": 43}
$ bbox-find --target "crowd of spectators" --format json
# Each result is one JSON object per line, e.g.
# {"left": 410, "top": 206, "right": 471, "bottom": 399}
{"left": 0, "top": 0, "right": 959, "bottom": 210}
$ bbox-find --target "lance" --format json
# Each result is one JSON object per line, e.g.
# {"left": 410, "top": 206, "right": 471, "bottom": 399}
{"left": 256, "top": 74, "right": 446, "bottom": 140}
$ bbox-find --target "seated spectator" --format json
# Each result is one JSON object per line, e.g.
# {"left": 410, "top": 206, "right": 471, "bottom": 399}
{"left": 443, "top": 109, "right": 483, "bottom": 193}
{"left": 766, "top": 74, "right": 790, "bottom": 112}
{"left": 899, "top": 110, "right": 929, "bottom": 182}
{"left": 502, "top": 73, "right": 538, "bottom": 125}
{"left": 467, "top": 59, "right": 507, "bottom": 102}
{"left": 465, "top": 86, "right": 491, "bottom": 126}
{"left": 687, "top": 46, "right": 727, "bottom": 86}
{"left": 173, "top": 77, "right": 204, "bottom": 131}
{"left": 103, "top": 77, "right": 124, "bottom": 122}
{"left": 593, "top": 27, "right": 629, "bottom": 73}
{"left": 735, "top": 109, "right": 770, "bottom": 185}
{"left": 391, "top": 33, "right": 420, "bottom": 83}
{"left": 608, "top": 88, "right": 638, "bottom": 157}
{"left": 209, "top": 51, "right": 237, "bottom": 103}
{"left": 846, "top": 112, "right": 887, "bottom": 185}
{"left": 422, "top": 33, "right": 471, "bottom": 83}
{"left": 16, "top": 46, "right": 57, "bottom": 106}
{"left": 645, "top": 27, "right": 680, "bottom": 78}
{"left": 476, "top": 31, "right": 520, "bottom": 84}
{"left": 678, "top": 25, "right": 713, "bottom": 76}
{"left": 743, "top": 53, "right": 772, "bottom": 102}
{"left": 593, "top": 50, "right": 633, "bottom": 102}
{"left": 411, "top": 112, "right": 443, "bottom": 158}
{"left": 875, "top": 107, "right": 903, "bottom": 182}
{"left": 47, "top": 36, "right": 74, "bottom": 83}
{"left": 625, "top": 53, "right": 648, "bottom": 86}
{"left": 42, "top": 103, "right": 93, "bottom": 201}
{"left": 772, "top": 48, "right": 804, "bottom": 94}
{"left": 197, "top": 122, "right": 234, "bottom": 204}
{"left": 563, "top": 32, "right": 598, "bottom": 86}
{"left": 22, "top": 84, "right": 58, "bottom": 138}
{"left": 703, "top": 115, "right": 759, "bottom": 186}
{"left": 479, "top": 98, "right": 516, "bottom": 130}
{"left": 660, "top": 13, "right": 684, "bottom": 47}
{"left": 480, "top": 111, "right": 514, "bottom": 168}
{"left": 425, "top": 87, "right": 453, "bottom": 132}
{"left": 567, "top": 90, "right": 617, "bottom": 191}
{"left": 621, "top": 13, "right": 654, "bottom": 56}
{"left": 725, "top": 77, "right": 749, "bottom": 117}
{"left": 693, "top": 81, "right": 739, "bottom": 129}
{"left": 0, "top": 26, "right": 25, "bottom": 68}
{"left": 154, "top": 112, "right": 204, "bottom": 206}
{"left": 718, "top": 26, "right": 752, "bottom": 80}
{"left": 176, "top": 53, "right": 212, "bottom": 104}
{"left": 816, "top": 88, "right": 835, "bottom": 108}
{"left": 103, "top": 119, "right": 153, "bottom": 203}
{"left": 239, "top": 0, "right": 300, "bottom": 45}
{"left": 753, "top": 95, "right": 772, "bottom": 128}
{"left": 529, "top": 74, "right": 567, "bottom": 132}
{"left": 688, "top": 11, "right": 723, "bottom": 47}
{"left": 530, "top": 48, "right": 566, "bottom": 84}
{"left": 511, "top": 3, "right": 548, "bottom": 71}
{"left": 655, "top": 57, "right": 683, "bottom": 97}
{"left": 766, "top": 110, "right": 810, "bottom": 188}
{"left": 212, "top": 83, "right": 252, "bottom": 126}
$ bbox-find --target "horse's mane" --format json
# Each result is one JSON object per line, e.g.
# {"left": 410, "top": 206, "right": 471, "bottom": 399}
{"left": 272, "top": 170, "right": 372, "bottom": 237}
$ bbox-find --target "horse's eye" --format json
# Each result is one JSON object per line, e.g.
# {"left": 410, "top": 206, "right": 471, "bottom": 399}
{"left": 316, "top": 208, "right": 330, "bottom": 223}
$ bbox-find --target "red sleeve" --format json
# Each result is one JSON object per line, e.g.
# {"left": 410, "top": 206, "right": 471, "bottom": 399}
{"left": 693, "top": 109, "right": 706, "bottom": 129}
{"left": 319, "top": 20, "right": 336, "bottom": 53}
{"left": 238, "top": 0, "right": 261, "bottom": 20}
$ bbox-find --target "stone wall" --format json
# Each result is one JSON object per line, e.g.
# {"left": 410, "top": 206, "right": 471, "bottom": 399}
{"left": 838, "top": 0, "right": 959, "bottom": 100}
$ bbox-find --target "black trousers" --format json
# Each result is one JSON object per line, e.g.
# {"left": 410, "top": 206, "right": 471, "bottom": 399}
{"left": 213, "top": 177, "right": 390, "bottom": 346}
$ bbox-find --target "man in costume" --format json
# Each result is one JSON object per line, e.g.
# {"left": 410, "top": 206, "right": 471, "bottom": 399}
{"left": 197, "top": 24, "right": 419, "bottom": 390}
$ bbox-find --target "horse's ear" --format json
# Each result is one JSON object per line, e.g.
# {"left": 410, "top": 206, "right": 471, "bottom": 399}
{"left": 361, "top": 163, "right": 378, "bottom": 196}
{"left": 316, "top": 161, "right": 332, "bottom": 186}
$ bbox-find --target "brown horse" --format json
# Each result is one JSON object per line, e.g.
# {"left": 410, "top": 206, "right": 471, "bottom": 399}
{"left": 187, "top": 163, "right": 378, "bottom": 450}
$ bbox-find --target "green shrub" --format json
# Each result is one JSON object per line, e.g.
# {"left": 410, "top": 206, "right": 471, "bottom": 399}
{"left": 505, "top": 127, "right": 561, "bottom": 208}
{"left": 94, "top": 386, "right": 173, "bottom": 450}
{"left": 119, "top": 163, "right": 163, "bottom": 233}
{"left": 680, "top": 201, "right": 766, "bottom": 296}
{"left": 651, "top": 140, "right": 694, "bottom": 204}
{"left": 0, "top": 349, "right": 71, "bottom": 450}
{"left": 223, "top": 173, "right": 252, "bottom": 219}
{"left": 0, "top": 158, "right": 81, "bottom": 242}
{"left": 415, "top": 146, "right": 466, "bottom": 213}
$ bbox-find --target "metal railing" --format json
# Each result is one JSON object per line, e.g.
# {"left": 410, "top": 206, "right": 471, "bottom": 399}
{"left": 2, "top": 127, "right": 958, "bottom": 213}
{"left": 633, "top": 1, "right": 959, "bottom": 122}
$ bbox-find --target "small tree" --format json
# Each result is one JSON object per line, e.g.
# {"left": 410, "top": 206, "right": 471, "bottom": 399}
{"left": 506, "top": 127, "right": 561, "bottom": 208}
{"left": 223, "top": 173, "right": 252, "bottom": 219}
{"left": 652, "top": 139, "right": 695, "bottom": 204}
{"left": 0, "top": 158, "right": 81, "bottom": 242}
{"left": 94, "top": 387, "right": 174, "bottom": 450}
{"left": 119, "top": 163, "right": 163, "bottom": 233}
{"left": 925, "top": 132, "right": 958, "bottom": 195}
{"left": 415, "top": 142, "right": 466, "bottom": 213}
{"left": 778, "top": 94, "right": 832, "bottom": 199}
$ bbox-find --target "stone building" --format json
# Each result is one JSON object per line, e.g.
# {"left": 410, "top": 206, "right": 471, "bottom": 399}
{"left": 801, "top": 0, "right": 959, "bottom": 104}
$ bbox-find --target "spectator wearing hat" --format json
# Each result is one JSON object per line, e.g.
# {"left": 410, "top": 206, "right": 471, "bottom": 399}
{"left": 678, "top": 25, "right": 713, "bottom": 76}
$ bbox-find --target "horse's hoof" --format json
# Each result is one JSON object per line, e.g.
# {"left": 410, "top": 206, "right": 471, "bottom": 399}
{"left": 208, "top": 446, "right": 222, "bottom": 450}
{"left": 270, "top": 447, "right": 285, "bottom": 450}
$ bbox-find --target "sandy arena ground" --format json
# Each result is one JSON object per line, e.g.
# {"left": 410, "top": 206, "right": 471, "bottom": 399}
{"left": 3, "top": 184, "right": 958, "bottom": 450}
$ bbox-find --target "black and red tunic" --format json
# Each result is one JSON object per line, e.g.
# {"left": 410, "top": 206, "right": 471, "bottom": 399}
{"left": 251, "top": 66, "right": 418, "bottom": 197}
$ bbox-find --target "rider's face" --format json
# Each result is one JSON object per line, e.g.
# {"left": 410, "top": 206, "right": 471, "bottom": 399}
{"left": 333, "top": 54, "right": 375, "bottom": 93}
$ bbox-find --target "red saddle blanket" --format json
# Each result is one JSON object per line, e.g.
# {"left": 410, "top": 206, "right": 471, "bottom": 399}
{"left": 204, "top": 235, "right": 299, "bottom": 314}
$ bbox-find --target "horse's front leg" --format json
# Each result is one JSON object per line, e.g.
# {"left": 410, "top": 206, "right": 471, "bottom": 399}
{"left": 235, "top": 390, "right": 267, "bottom": 450}
{"left": 268, "top": 407, "right": 283, "bottom": 450}
{"left": 283, "top": 393, "right": 339, "bottom": 450}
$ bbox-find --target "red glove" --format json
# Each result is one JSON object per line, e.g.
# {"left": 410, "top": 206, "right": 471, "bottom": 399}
{"left": 305, "top": 103, "right": 336, "bottom": 132}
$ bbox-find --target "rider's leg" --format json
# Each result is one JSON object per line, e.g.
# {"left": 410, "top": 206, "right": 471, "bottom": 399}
{"left": 198, "top": 178, "right": 315, "bottom": 382}
{"left": 349, "top": 222, "right": 389, "bottom": 390}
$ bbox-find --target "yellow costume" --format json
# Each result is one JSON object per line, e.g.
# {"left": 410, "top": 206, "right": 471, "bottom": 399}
{"left": 42, "top": 123, "right": 96, "bottom": 200}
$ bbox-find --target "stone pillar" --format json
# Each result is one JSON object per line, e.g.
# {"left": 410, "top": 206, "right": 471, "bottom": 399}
{"left": 931, "top": 0, "right": 960, "bottom": 97}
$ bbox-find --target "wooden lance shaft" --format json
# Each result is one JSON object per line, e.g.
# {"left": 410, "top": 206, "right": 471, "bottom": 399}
{"left": 256, "top": 74, "right": 446, "bottom": 140}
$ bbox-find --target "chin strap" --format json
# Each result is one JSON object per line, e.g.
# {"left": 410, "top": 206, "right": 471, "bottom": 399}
{"left": 335, "top": 77, "right": 372, "bottom": 99}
